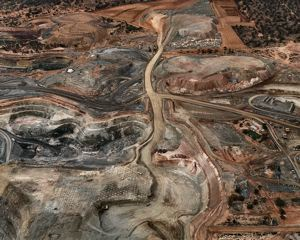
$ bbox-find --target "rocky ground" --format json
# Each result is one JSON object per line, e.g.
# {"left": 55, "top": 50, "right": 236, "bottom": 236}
{"left": 0, "top": 0, "right": 299, "bottom": 240}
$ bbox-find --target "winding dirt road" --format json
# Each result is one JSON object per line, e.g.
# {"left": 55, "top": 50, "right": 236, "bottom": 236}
{"left": 139, "top": 10, "right": 300, "bottom": 238}
{"left": 141, "top": 14, "right": 224, "bottom": 240}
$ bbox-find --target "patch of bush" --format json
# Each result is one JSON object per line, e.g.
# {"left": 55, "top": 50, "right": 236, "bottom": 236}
{"left": 275, "top": 198, "right": 286, "bottom": 208}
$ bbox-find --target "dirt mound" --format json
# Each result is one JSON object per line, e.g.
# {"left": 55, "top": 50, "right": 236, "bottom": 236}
{"left": 155, "top": 55, "right": 275, "bottom": 94}
{"left": 168, "top": 14, "right": 221, "bottom": 49}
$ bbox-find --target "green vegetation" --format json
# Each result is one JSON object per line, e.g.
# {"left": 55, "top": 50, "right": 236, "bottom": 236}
{"left": 243, "top": 130, "right": 262, "bottom": 141}
{"left": 261, "top": 197, "right": 267, "bottom": 203}
{"left": 228, "top": 194, "right": 245, "bottom": 207}
{"left": 275, "top": 197, "right": 286, "bottom": 207}
{"left": 291, "top": 198, "right": 300, "bottom": 205}
{"left": 279, "top": 208, "right": 286, "bottom": 215}
{"left": 247, "top": 202, "right": 253, "bottom": 209}
{"left": 126, "top": 24, "right": 142, "bottom": 32}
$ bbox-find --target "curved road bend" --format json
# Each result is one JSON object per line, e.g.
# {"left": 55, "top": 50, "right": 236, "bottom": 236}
{"left": 143, "top": 25, "right": 176, "bottom": 151}
{"left": 160, "top": 94, "right": 300, "bottom": 130}
{"left": 0, "top": 129, "right": 12, "bottom": 163}
{"left": 248, "top": 94, "right": 300, "bottom": 122}
{"left": 141, "top": 16, "right": 224, "bottom": 240}
{"left": 161, "top": 93, "right": 300, "bottom": 178}
{"left": 266, "top": 122, "right": 300, "bottom": 179}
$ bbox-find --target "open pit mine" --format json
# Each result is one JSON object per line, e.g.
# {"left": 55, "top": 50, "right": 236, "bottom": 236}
{"left": 0, "top": 0, "right": 300, "bottom": 240}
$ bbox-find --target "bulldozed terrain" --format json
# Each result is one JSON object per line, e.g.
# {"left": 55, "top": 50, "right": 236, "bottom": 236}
{"left": 0, "top": 0, "right": 299, "bottom": 240}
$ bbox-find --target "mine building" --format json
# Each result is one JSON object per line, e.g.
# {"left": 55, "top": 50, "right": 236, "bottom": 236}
{"left": 257, "top": 96, "right": 295, "bottom": 114}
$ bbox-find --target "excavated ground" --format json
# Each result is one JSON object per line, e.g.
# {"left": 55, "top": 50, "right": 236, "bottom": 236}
{"left": 0, "top": 0, "right": 300, "bottom": 240}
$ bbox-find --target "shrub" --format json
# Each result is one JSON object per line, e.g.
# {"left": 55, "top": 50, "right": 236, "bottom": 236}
{"left": 275, "top": 198, "right": 286, "bottom": 208}
{"left": 247, "top": 203, "right": 253, "bottom": 209}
